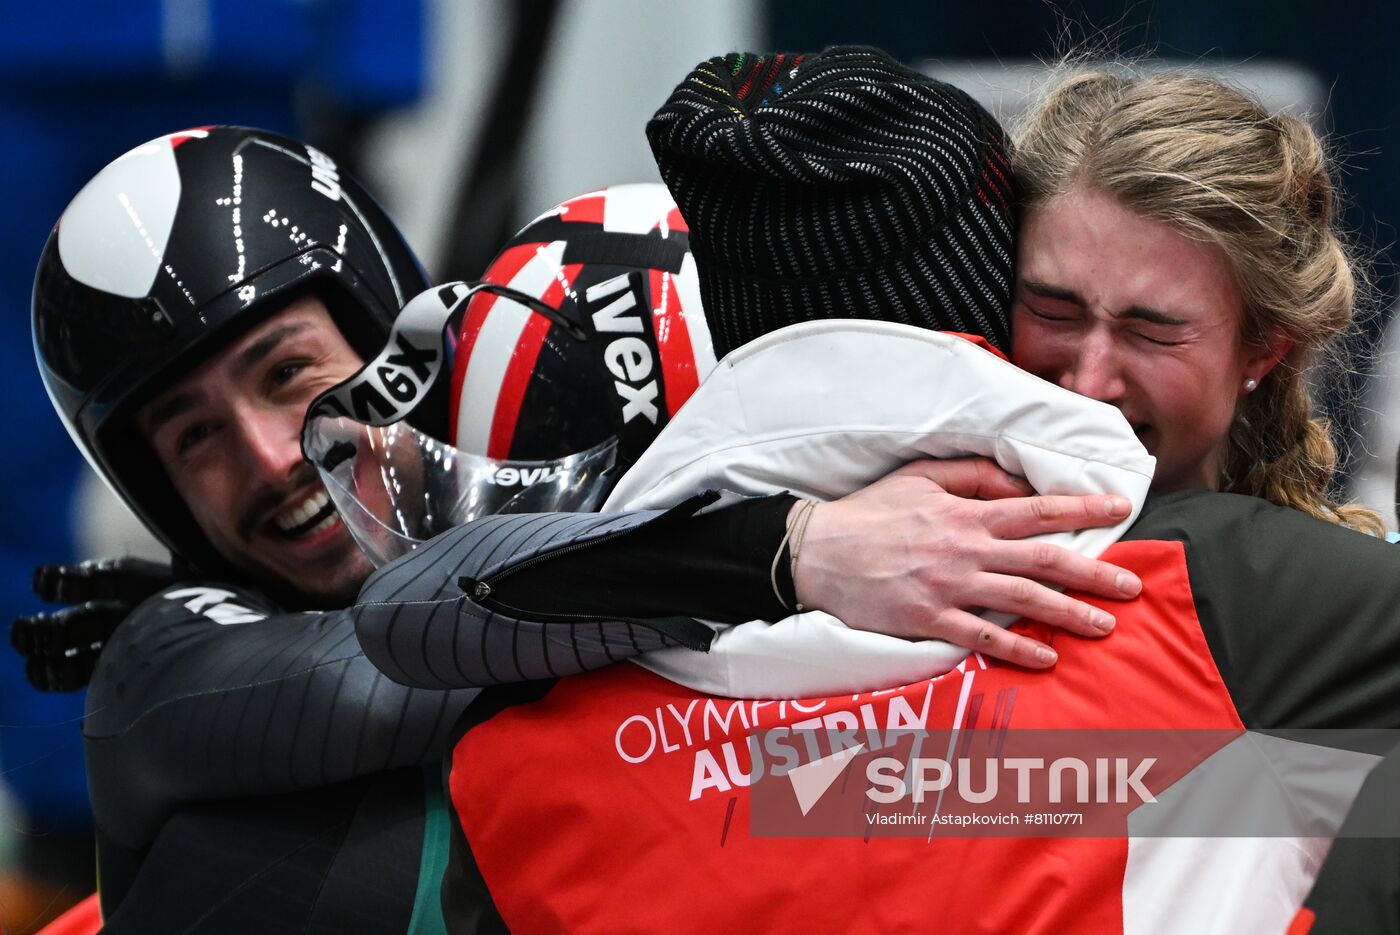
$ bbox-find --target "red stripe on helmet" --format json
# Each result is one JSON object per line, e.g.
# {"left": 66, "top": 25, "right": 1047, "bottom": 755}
{"left": 559, "top": 194, "right": 606, "bottom": 225}
{"left": 168, "top": 126, "right": 214, "bottom": 148}
{"left": 449, "top": 242, "right": 540, "bottom": 439}
{"left": 650, "top": 267, "right": 699, "bottom": 416}
{"left": 486, "top": 266, "right": 580, "bottom": 459}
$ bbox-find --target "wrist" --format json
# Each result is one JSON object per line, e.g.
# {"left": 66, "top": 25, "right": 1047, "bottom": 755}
{"left": 772, "top": 500, "right": 819, "bottom": 613}
{"left": 788, "top": 500, "right": 827, "bottom": 612}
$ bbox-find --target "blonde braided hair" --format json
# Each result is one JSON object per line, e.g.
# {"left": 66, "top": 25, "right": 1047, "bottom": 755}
{"left": 1013, "top": 69, "right": 1382, "bottom": 533}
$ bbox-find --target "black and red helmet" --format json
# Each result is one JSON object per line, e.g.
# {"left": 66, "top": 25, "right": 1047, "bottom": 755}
{"left": 300, "top": 184, "right": 716, "bottom": 566}
{"left": 449, "top": 183, "right": 715, "bottom": 463}
{"left": 32, "top": 126, "right": 428, "bottom": 573}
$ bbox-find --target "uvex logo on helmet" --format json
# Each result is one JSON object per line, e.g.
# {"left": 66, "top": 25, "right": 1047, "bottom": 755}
{"left": 306, "top": 146, "right": 341, "bottom": 201}
{"left": 583, "top": 272, "right": 661, "bottom": 426}
{"left": 305, "top": 283, "right": 454, "bottom": 428}
{"left": 447, "top": 183, "right": 716, "bottom": 466}
{"left": 487, "top": 465, "right": 568, "bottom": 487}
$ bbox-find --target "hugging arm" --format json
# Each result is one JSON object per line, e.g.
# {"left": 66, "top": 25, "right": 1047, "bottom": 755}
{"left": 356, "top": 459, "right": 1143, "bottom": 689}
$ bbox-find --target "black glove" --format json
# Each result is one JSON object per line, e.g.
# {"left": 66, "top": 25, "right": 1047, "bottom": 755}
{"left": 11, "top": 558, "right": 176, "bottom": 692}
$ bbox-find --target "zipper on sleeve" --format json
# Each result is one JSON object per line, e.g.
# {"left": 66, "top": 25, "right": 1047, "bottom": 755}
{"left": 457, "top": 522, "right": 641, "bottom": 605}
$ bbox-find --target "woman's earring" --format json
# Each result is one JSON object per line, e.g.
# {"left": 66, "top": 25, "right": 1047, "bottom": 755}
{"left": 1243, "top": 377, "right": 1259, "bottom": 393}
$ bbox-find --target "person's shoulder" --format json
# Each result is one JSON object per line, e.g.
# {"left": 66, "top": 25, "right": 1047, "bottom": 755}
{"left": 131, "top": 576, "right": 284, "bottom": 621}
{"left": 86, "top": 579, "right": 288, "bottom": 725}
{"left": 120, "top": 579, "right": 282, "bottom": 630}
{"left": 1123, "top": 489, "right": 1400, "bottom": 730}
{"left": 1122, "top": 487, "right": 1400, "bottom": 614}
{"left": 1126, "top": 488, "right": 1391, "bottom": 556}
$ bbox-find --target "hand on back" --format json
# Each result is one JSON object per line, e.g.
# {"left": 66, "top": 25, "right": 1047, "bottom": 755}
{"left": 792, "top": 459, "right": 1142, "bottom": 668}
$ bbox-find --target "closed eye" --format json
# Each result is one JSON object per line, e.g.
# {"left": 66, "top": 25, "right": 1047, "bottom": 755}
{"left": 1020, "top": 301, "right": 1078, "bottom": 323}
{"left": 1132, "top": 330, "right": 1184, "bottom": 348}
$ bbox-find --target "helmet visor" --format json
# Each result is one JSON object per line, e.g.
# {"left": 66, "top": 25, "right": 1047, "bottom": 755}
{"left": 304, "top": 414, "right": 617, "bottom": 567}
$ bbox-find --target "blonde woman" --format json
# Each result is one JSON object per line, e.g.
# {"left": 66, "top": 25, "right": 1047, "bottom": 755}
{"left": 1010, "top": 70, "right": 1377, "bottom": 528}
{"left": 791, "top": 66, "right": 1386, "bottom": 660}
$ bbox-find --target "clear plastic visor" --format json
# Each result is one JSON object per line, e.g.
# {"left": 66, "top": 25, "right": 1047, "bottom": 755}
{"left": 304, "top": 413, "right": 617, "bottom": 567}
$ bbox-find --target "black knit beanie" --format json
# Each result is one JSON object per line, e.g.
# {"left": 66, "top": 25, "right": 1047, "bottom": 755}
{"left": 647, "top": 46, "right": 1017, "bottom": 358}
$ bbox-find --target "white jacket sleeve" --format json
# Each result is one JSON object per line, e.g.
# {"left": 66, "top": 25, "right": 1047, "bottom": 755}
{"left": 603, "top": 320, "right": 1155, "bottom": 698}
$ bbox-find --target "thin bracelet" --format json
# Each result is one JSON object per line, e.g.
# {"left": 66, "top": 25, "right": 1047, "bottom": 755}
{"left": 786, "top": 499, "right": 818, "bottom": 613}
{"left": 770, "top": 499, "right": 812, "bottom": 611}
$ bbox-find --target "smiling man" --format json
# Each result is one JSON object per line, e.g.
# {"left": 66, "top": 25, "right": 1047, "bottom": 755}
{"left": 29, "top": 132, "right": 808, "bottom": 932}
{"left": 29, "top": 126, "right": 486, "bottom": 932}
{"left": 135, "top": 294, "right": 371, "bottom": 606}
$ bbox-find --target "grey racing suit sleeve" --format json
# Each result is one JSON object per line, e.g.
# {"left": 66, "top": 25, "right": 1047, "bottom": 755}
{"left": 354, "top": 501, "right": 718, "bottom": 689}
{"left": 83, "top": 582, "right": 479, "bottom": 851}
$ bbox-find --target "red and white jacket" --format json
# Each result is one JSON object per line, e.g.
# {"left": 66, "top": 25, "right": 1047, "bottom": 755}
{"left": 435, "top": 323, "right": 1399, "bottom": 934}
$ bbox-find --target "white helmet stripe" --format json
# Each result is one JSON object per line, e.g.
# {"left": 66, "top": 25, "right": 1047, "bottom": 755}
{"left": 58, "top": 138, "right": 182, "bottom": 299}
{"left": 525, "top": 187, "right": 603, "bottom": 229}
{"left": 453, "top": 240, "right": 568, "bottom": 452}
{"left": 603, "top": 182, "right": 683, "bottom": 235}
{"left": 676, "top": 252, "right": 716, "bottom": 377}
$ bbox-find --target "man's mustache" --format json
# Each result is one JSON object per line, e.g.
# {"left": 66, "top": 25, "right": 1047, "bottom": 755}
{"left": 236, "top": 462, "right": 325, "bottom": 540}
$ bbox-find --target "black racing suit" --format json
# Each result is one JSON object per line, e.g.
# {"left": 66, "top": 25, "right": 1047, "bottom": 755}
{"left": 84, "top": 495, "right": 789, "bottom": 931}
{"left": 85, "top": 580, "right": 476, "bottom": 932}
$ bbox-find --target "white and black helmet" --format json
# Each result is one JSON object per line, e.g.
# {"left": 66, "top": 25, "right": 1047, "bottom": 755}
{"left": 33, "top": 126, "right": 429, "bottom": 574}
